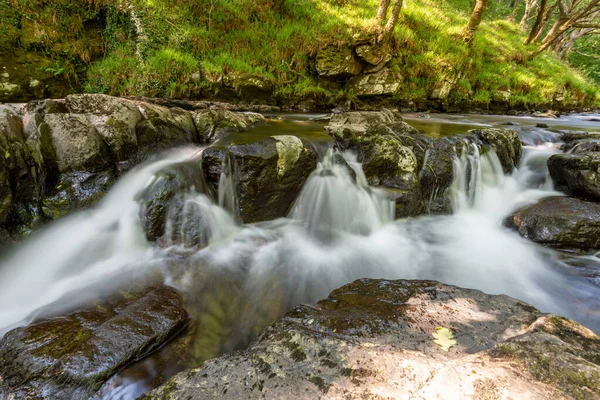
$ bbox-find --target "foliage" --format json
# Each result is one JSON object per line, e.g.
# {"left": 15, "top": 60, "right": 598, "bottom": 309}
{"left": 4, "top": 0, "right": 600, "bottom": 106}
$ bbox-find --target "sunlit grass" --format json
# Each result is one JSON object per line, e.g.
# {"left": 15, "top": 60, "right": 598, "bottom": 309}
{"left": 9, "top": 0, "right": 592, "bottom": 105}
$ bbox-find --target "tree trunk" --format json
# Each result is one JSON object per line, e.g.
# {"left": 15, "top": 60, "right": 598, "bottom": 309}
{"left": 463, "top": 0, "right": 491, "bottom": 41}
{"left": 519, "top": 0, "right": 538, "bottom": 30}
{"left": 377, "top": 0, "right": 390, "bottom": 24}
{"left": 524, "top": 0, "right": 548, "bottom": 44}
{"left": 384, "top": 0, "right": 403, "bottom": 35}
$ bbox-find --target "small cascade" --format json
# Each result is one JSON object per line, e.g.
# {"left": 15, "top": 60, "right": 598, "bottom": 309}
{"left": 163, "top": 191, "right": 237, "bottom": 249}
{"left": 217, "top": 153, "right": 238, "bottom": 218}
{"left": 288, "top": 150, "right": 394, "bottom": 235}
{"left": 449, "top": 141, "right": 505, "bottom": 212}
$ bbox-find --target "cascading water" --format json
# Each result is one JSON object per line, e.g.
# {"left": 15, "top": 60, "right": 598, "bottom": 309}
{"left": 0, "top": 147, "right": 205, "bottom": 334}
{"left": 1, "top": 116, "right": 600, "bottom": 399}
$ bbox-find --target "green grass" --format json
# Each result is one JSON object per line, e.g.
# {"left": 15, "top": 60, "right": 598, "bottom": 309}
{"left": 4, "top": 0, "right": 600, "bottom": 108}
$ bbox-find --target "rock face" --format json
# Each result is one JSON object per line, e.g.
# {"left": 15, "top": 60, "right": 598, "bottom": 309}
{"left": 0, "top": 285, "right": 188, "bottom": 399}
{"left": 345, "top": 68, "right": 401, "bottom": 97}
{"left": 0, "top": 95, "right": 266, "bottom": 241}
{"left": 202, "top": 135, "right": 318, "bottom": 223}
{"left": 142, "top": 278, "right": 600, "bottom": 400}
{"left": 507, "top": 196, "right": 600, "bottom": 249}
{"left": 315, "top": 45, "right": 362, "bottom": 79}
{"left": 548, "top": 153, "right": 600, "bottom": 201}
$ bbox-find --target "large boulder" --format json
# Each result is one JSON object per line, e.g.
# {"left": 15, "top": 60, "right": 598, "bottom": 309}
{"left": 135, "top": 102, "right": 199, "bottom": 148}
{"left": 42, "top": 113, "right": 111, "bottom": 172}
{"left": 548, "top": 153, "right": 600, "bottom": 201}
{"left": 200, "top": 136, "right": 317, "bottom": 223}
{"left": 66, "top": 94, "right": 143, "bottom": 161}
{"left": 0, "top": 285, "right": 188, "bottom": 399}
{"left": 315, "top": 45, "right": 362, "bottom": 80}
{"left": 228, "top": 135, "right": 318, "bottom": 223}
{"left": 142, "top": 278, "right": 600, "bottom": 400}
{"left": 326, "top": 109, "right": 418, "bottom": 145}
{"left": 506, "top": 196, "right": 600, "bottom": 250}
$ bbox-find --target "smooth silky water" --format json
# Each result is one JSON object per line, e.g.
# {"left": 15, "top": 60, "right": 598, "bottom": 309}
{"left": 0, "top": 113, "right": 599, "bottom": 399}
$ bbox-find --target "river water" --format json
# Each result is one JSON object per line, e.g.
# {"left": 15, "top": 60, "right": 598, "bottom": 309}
{"left": 0, "top": 112, "right": 599, "bottom": 399}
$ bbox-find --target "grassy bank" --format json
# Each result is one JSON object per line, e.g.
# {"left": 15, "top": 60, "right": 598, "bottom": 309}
{"left": 2, "top": 0, "right": 599, "bottom": 109}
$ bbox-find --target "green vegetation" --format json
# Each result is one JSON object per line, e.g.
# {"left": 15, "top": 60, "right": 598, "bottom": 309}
{"left": 2, "top": 0, "right": 599, "bottom": 108}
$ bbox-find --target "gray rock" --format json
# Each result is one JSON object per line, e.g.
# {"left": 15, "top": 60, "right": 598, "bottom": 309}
{"left": 135, "top": 102, "right": 199, "bottom": 148}
{"left": 345, "top": 68, "right": 401, "bottom": 97}
{"left": 472, "top": 128, "right": 522, "bottom": 174}
{"left": 66, "top": 94, "right": 143, "bottom": 160}
{"left": 325, "top": 109, "right": 404, "bottom": 142}
{"left": 192, "top": 109, "right": 265, "bottom": 143}
{"left": 0, "top": 285, "right": 188, "bottom": 399}
{"left": 43, "top": 113, "right": 110, "bottom": 172}
{"left": 142, "top": 278, "right": 599, "bottom": 400}
{"left": 202, "top": 135, "right": 317, "bottom": 223}
{"left": 315, "top": 45, "right": 362, "bottom": 79}
{"left": 506, "top": 196, "right": 600, "bottom": 249}
{"left": 548, "top": 153, "right": 600, "bottom": 201}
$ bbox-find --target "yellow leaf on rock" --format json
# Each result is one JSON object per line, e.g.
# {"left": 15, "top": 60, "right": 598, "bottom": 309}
{"left": 432, "top": 326, "right": 457, "bottom": 352}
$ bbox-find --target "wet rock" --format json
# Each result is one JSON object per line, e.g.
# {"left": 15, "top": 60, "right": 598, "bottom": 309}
{"left": 0, "top": 105, "right": 46, "bottom": 234}
{"left": 548, "top": 153, "right": 600, "bottom": 201}
{"left": 315, "top": 45, "right": 362, "bottom": 80}
{"left": 140, "top": 165, "right": 213, "bottom": 242}
{"left": 142, "top": 278, "right": 599, "bottom": 400}
{"left": 345, "top": 69, "right": 401, "bottom": 97}
{"left": 507, "top": 196, "right": 600, "bottom": 249}
{"left": 41, "top": 170, "right": 115, "bottom": 220}
{"left": 43, "top": 113, "right": 111, "bottom": 172}
{"left": 0, "top": 285, "right": 188, "bottom": 399}
{"left": 192, "top": 109, "right": 265, "bottom": 143}
{"left": 560, "top": 132, "right": 600, "bottom": 153}
{"left": 473, "top": 128, "right": 522, "bottom": 174}
{"left": 228, "top": 135, "right": 317, "bottom": 223}
{"left": 381, "top": 186, "right": 424, "bottom": 218}
{"left": 536, "top": 123, "right": 550, "bottom": 128}
{"left": 354, "top": 134, "right": 419, "bottom": 192}
{"left": 562, "top": 139, "right": 600, "bottom": 154}
{"left": 419, "top": 136, "right": 468, "bottom": 214}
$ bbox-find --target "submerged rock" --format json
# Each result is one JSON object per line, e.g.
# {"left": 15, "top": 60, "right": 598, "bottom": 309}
{"left": 548, "top": 153, "right": 600, "bottom": 201}
{"left": 0, "top": 285, "right": 188, "bottom": 399}
{"left": 143, "top": 278, "right": 599, "bottom": 400}
{"left": 506, "top": 196, "right": 600, "bottom": 250}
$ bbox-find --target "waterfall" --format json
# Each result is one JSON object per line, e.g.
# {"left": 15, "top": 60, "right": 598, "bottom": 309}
{"left": 0, "top": 147, "right": 205, "bottom": 334}
{"left": 289, "top": 150, "right": 394, "bottom": 235}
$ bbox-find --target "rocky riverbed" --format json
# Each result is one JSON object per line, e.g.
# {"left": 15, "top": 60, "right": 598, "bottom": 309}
{"left": 0, "top": 95, "right": 599, "bottom": 399}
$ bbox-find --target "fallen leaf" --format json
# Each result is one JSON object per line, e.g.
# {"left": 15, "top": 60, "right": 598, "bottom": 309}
{"left": 432, "top": 326, "right": 457, "bottom": 352}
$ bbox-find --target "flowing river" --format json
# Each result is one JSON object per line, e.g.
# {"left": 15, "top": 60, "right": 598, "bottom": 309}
{"left": 0, "top": 112, "right": 599, "bottom": 399}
